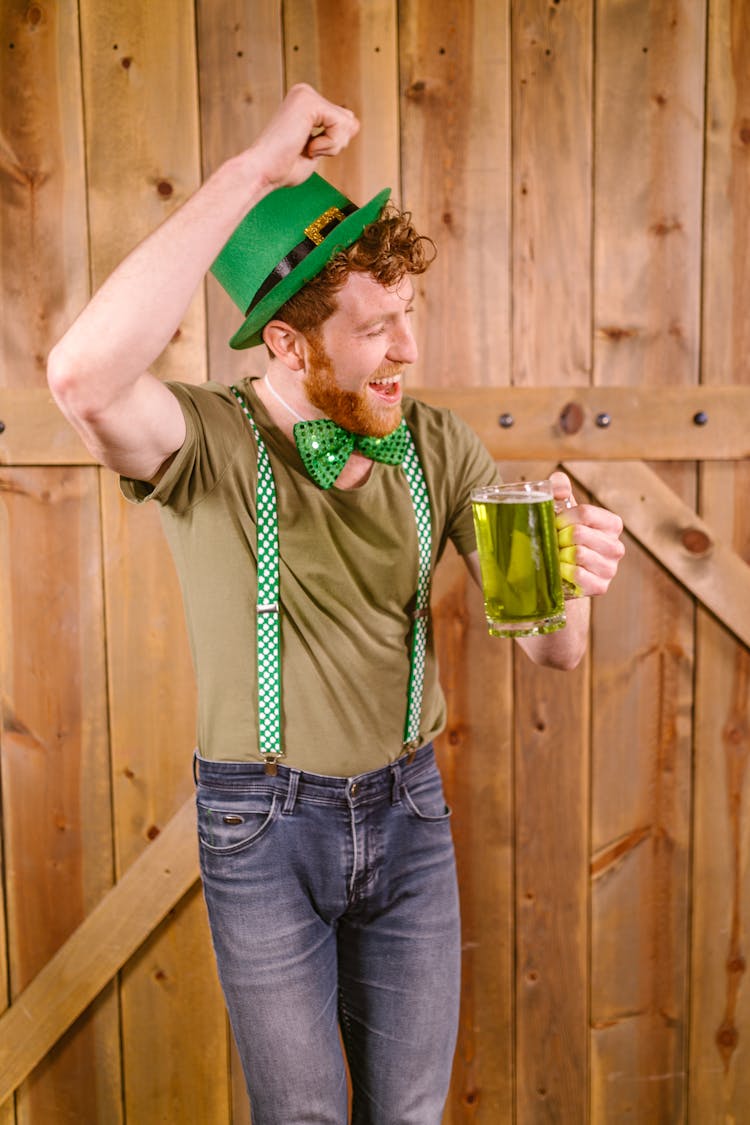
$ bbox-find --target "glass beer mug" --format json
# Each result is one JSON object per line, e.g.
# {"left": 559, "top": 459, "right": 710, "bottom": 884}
{"left": 471, "top": 480, "right": 576, "bottom": 638}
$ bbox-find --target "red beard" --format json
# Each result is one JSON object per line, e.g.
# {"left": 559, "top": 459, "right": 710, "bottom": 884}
{"left": 303, "top": 335, "right": 402, "bottom": 438}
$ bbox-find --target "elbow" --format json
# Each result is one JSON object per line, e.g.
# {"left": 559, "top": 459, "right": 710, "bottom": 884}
{"left": 553, "top": 649, "right": 586, "bottom": 672}
{"left": 47, "top": 342, "right": 76, "bottom": 405}
{"left": 47, "top": 343, "right": 99, "bottom": 423}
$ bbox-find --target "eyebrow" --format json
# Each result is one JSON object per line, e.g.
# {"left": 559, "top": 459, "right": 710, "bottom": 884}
{"left": 354, "top": 296, "right": 415, "bottom": 332}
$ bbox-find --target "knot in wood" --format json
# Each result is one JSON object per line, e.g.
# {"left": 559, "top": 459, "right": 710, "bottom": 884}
{"left": 558, "top": 401, "right": 584, "bottom": 435}
{"left": 716, "top": 1021, "right": 738, "bottom": 1050}
{"left": 680, "top": 527, "right": 712, "bottom": 556}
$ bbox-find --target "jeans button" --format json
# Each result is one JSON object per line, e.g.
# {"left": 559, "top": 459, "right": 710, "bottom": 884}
{"left": 350, "top": 782, "right": 359, "bottom": 797}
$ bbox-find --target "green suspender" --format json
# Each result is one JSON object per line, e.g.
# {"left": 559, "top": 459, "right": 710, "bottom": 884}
{"left": 231, "top": 386, "right": 432, "bottom": 769}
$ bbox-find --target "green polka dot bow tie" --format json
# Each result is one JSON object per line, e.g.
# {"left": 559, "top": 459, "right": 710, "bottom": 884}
{"left": 293, "top": 418, "right": 410, "bottom": 489}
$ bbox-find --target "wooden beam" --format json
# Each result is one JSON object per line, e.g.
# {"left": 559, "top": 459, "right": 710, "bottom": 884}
{"left": 0, "top": 388, "right": 93, "bottom": 465}
{"left": 4, "top": 386, "right": 750, "bottom": 466}
{"left": 413, "top": 385, "right": 750, "bottom": 461}
{"left": 0, "top": 796, "right": 199, "bottom": 1106}
{"left": 564, "top": 460, "right": 750, "bottom": 650}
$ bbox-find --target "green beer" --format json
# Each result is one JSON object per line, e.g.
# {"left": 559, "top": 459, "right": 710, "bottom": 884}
{"left": 471, "top": 482, "right": 565, "bottom": 637}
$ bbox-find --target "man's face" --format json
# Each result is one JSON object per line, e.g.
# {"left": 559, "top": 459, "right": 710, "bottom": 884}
{"left": 301, "top": 272, "right": 418, "bottom": 437}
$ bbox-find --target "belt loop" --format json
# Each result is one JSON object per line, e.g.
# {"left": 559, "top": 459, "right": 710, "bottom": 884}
{"left": 282, "top": 769, "right": 301, "bottom": 815}
{"left": 390, "top": 760, "right": 402, "bottom": 806}
{"left": 192, "top": 750, "right": 199, "bottom": 786}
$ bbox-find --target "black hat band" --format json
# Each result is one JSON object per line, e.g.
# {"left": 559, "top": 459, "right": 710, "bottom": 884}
{"left": 245, "top": 202, "right": 358, "bottom": 315}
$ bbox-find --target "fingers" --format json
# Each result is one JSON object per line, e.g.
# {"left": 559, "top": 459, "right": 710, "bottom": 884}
{"left": 549, "top": 470, "right": 575, "bottom": 507}
{"left": 556, "top": 503, "right": 625, "bottom": 597}
{"left": 556, "top": 502, "right": 624, "bottom": 538}
{"left": 288, "top": 83, "right": 359, "bottom": 158}
{"left": 303, "top": 107, "right": 359, "bottom": 159}
{"left": 253, "top": 84, "right": 360, "bottom": 190}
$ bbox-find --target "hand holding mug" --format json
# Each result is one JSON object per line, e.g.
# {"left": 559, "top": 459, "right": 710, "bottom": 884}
{"left": 548, "top": 470, "right": 625, "bottom": 601}
{"left": 471, "top": 472, "right": 624, "bottom": 638}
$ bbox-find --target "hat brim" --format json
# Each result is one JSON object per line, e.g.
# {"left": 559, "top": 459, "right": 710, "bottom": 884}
{"left": 228, "top": 187, "right": 392, "bottom": 350}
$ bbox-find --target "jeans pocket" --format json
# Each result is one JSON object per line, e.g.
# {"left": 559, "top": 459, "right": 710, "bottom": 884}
{"left": 197, "top": 792, "right": 278, "bottom": 854}
{"left": 401, "top": 772, "right": 452, "bottom": 822}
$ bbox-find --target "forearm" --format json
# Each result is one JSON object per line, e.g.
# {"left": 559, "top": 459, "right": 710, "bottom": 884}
{"left": 48, "top": 82, "right": 359, "bottom": 422}
{"left": 48, "top": 152, "right": 269, "bottom": 414}
{"left": 515, "top": 594, "right": 590, "bottom": 669}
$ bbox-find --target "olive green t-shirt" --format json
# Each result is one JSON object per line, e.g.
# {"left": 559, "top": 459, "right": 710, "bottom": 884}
{"left": 122, "top": 377, "right": 498, "bottom": 776}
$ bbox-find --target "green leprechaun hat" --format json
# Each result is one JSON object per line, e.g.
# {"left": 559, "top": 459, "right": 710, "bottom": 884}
{"left": 211, "top": 173, "right": 391, "bottom": 349}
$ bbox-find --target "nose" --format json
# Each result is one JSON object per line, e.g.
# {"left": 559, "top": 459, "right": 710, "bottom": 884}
{"left": 387, "top": 317, "right": 419, "bottom": 366}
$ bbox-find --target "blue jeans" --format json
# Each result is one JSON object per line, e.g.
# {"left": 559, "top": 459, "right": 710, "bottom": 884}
{"left": 195, "top": 744, "right": 461, "bottom": 1124}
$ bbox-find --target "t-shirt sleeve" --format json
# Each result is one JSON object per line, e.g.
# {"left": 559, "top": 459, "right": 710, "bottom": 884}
{"left": 443, "top": 410, "right": 501, "bottom": 556}
{"left": 119, "top": 381, "right": 247, "bottom": 514}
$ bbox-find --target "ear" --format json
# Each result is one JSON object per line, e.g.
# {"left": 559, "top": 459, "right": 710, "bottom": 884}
{"left": 262, "top": 320, "right": 305, "bottom": 371}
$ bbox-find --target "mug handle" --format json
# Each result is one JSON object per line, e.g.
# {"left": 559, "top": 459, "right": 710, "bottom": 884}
{"left": 554, "top": 496, "right": 584, "bottom": 599}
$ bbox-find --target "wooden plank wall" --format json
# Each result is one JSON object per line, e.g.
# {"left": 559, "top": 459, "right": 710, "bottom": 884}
{"left": 0, "top": 1, "right": 748, "bottom": 1122}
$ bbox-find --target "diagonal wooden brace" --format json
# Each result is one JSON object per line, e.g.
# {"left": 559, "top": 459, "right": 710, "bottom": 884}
{"left": 0, "top": 796, "right": 199, "bottom": 1106}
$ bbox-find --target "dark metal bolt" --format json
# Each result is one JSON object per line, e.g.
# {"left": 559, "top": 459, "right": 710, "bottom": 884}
{"left": 0, "top": 420, "right": 5, "bottom": 434}
{"left": 693, "top": 410, "right": 709, "bottom": 426}
{"left": 595, "top": 412, "right": 611, "bottom": 428}
{"left": 498, "top": 413, "right": 514, "bottom": 428}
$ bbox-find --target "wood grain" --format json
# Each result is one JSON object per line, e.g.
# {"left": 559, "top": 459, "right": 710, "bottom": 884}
{"left": 5, "top": 384, "right": 750, "bottom": 466}
{"left": 565, "top": 460, "right": 750, "bottom": 651}
{"left": 400, "top": 0, "right": 510, "bottom": 388}
{"left": 510, "top": 0, "right": 592, "bottom": 1118}
{"left": 589, "top": 2, "right": 705, "bottom": 1117}
{"left": 690, "top": 0, "right": 750, "bottom": 1115}
{"left": 0, "top": 467, "right": 119, "bottom": 1122}
{"left": 78, "top": 1, "right": 227, "bottom": 1119}
{"left": 284, "top": 0, "right": 400, "bottom": 207}
{"left": 197, "top": 0, "right": 284, "bottom": 388}
{"left": 433, "top": 547, "right": 514, "bottom": 1122}
{"left": 0, "top": 2, "right": 120, "bottom": 1120}
{"left": 1, "top": 4, "right": 749, "bottom": 1122}
{"left": 399, "top": 2, "right": 514, "bottom": 1116}
{"left": 0, "top": 796, "right": 199, "bottom": 1106}
{"left": 0, "top": 1, "right": 88, "bottom": 388}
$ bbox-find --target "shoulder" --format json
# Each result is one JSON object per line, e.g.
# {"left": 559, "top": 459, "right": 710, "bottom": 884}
{"left": 122, "top": 379, "right": 254, "bottom": 510}
{"left": 402, "top": 395, "right": 490, "bottom": 462}
{"left": 166, "top": 378, "right": 245, "bottom": 420}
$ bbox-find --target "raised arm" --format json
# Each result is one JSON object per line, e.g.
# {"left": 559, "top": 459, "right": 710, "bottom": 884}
{"left": 47, "top": 84, "right": 359, "bottom": 482}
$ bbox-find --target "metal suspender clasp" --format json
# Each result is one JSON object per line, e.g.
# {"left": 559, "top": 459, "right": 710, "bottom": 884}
{"left": 412, "top": 607, "right": 429, "bottom": 619}
{"left": 402, "top": 738, "right": 419, "bottom": 764}
{"left": 257, "top": 602, "right": 279, "bottom": 615}
{"left": 263, "top": 754, "right": 282, "bottom": 776}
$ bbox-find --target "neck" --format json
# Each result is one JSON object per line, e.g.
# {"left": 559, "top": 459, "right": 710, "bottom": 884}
{"left": 257, "top": 371, "right": 320, "bottom": 441}
{"left": 264, "top": 373, "right": 308, "bottom": 423}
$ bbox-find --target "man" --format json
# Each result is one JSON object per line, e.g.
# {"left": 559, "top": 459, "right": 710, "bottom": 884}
{"left": 48, "top": 84, "right": 624, "bottom": 1124}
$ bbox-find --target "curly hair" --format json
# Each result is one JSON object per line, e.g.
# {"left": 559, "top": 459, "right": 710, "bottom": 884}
{"left": 270, "top": 204, "right": 436, "bottom": 339}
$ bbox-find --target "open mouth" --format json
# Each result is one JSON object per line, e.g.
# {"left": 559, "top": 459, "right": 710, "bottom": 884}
{"left": 368, "top": 373, "right": 402, "bottom": 402}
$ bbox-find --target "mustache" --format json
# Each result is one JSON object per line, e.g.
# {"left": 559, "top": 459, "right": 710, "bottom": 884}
{"left": 369, "top": 361, "right": 403, "bottom": 381}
